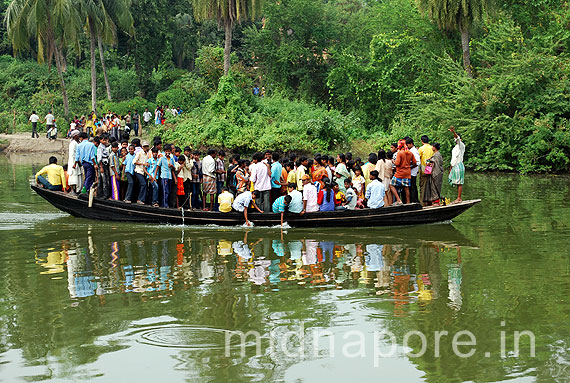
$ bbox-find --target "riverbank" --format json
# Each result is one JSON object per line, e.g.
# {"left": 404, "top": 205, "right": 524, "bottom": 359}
{"left": 0, "top": 133, "right": 68, "bottom": 155}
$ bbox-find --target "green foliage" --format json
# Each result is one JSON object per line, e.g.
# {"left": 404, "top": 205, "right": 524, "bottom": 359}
{"left": 99, "top": 96, "right": 152, "bottom": 116}
{"left": 152, "top": 74, "right": 362, "bottom": 153}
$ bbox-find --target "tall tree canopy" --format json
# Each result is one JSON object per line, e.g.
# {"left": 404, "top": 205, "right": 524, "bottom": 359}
{"left": 191, "top": 0, "right": 263, "bottom": 74}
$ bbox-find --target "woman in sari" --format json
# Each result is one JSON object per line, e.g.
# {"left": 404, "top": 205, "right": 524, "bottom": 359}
{"left": 376, "top": 150, "right": 393, "bottom": 206}
{"left": 335, "top": 153, "right": 350, "bottom": 193}
{"left": 423, "top": 143, "right": 444, "bottom": 205}
{"left": 311, "top": 156, "right": 328, "bottom": 189}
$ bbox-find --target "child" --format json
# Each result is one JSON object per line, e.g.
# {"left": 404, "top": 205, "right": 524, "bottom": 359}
{"left": 109, "top": 142, "right": 120, "bottom": 200}
{"left": 344, "top": 178, "right": 357, "bottom": 210}
{"left": 332, "top": 182, "right": 346, "bottom": 210}
{"left": 174, "top": 154, "right": 187, "bottom": 208}
{"left": 157, "top": 144, "right": 175, "bottom": 208}
{"left": 145, "top": 148, "right": 160, "bottom": 207}
{"left": 352, "top": 166, "right": 365, "bottom": 199}
{"left": 62, "top": 164, "right": 70, "bottom": 192}
{"left": 218, "top": 187, "right": 234, "bottom": 213}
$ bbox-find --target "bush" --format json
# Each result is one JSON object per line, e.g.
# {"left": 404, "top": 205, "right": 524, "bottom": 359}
{"left": 155, "top": 74, "right": 212, "bottom": 111}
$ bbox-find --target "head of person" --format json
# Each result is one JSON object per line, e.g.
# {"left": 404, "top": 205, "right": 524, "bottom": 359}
{"left": 192, "top": 150, "right": 200, "bottom": 159}
{"left": 131, "top": 138, "right": 141, "bottom": 147}
{"left": 207, "top": 148, "right": 217, "bottom": 157}
{"left": 301, "top": 174, "right": 311, "bottom": 185}
{"left": 145, "top": 107, "right": 149, "bottom": 111}
{"left": 49, "top": 156, "right": 57, "bottom": 165}
{"left": 128, "top": 145, "right": 135, "bottom": 155}
{"left": 264, "top": 150, "right": 272, "bottom": 161}
{"left": 252, "top": 190, "right": 260, "bottom": 199}
{"left": 184, "top": 146, "right": 191, "bottom": 156}
{"left": 252, "top": 152, "right": 263, "bottom": 163}
{"left": 377, "top": 149, "right": 387, "bottom": 161}
{"left": 368, "top": 153, "right": 378, "bottom": 165}
{"left": 121, "top": 139, "right": 129, "bottom": 148}
{"left": 421, "top": 135, "right": 429, "bottom": 144}
{"left": 354, "top": 166, "right": 362, "bottom": 176}
{"left": 237, "top": 159, "right": 246, "bottom": 168}
{"left": 70, "top": 130, "right": 80, "bottom": 141}
{"left": 344, "top": 178, "right": 352, "bottom": 189}
{"left": 346, "top": 152, "right": 353, "bottom": 161}
{"left": 332, "top": 181, "right": 339, "bottom": 192}
{"left": 120, "top": 147, "right": 127, "bottom": 156}
{"left": 405, "top": 137, "right": 414, "bottom": 149}
{"left": 221, "top": 187, "right": 229, "bottom": 194}
{"left": 174, "top": 147, "right": 182, "bottom": 157}
{"left": 432, "top": 142, "right": 440, "bottom": 152}
{"left": 272, "top": 152, "right": 280, "bottom": 163}
{"left": 390, "top": 143, "right": 398, "bottom": 153}
{"left": 142, "top": 141, "right": 150, "bottom": 152}
{"left": 101, "top": 133, "right": 109, "bottom": 145}
{"left": 286, "top": 162, "right": 294, "bottom": 171}
{"left": 398, "top": 139, "right": 408, "bottom": 151}
{"left": 178, "top": 154, "right": 186, "bottom": 164}
{"left": 300, "top": 156, "right": 308, "bottom": 166}
{"left": 337, "top": 153, "right": 346, "bottom": 163}
{"left": 370, "top": 170, "right": 379, "bottom": 180}
{"left": 284, "top": 195, "right": 292, "bottom": 206}
{"left": 111, "top": 141, "right": 119, "bottom": 152}
{"left": 93, "top": 136, "right": 101, "bottom": 146}
{"left": 32, "top": 110, "right": 36, "bottom": 114}
{"left": 287, "top": 182, "right": 296, "bottom": 192}
{"left": 164, "top": 144, "right": 172, "bottom": 155}
{"left": 151, "top": 147, "right": 159, "bottom": 158}
{"left": 218, "top": 150, "right": 225, "bottom": 159}
{"left": 79, "top": 132, "right": 88, "bottom": 141}
{"left": 314, "top": 155, "right": 322, "bottom": 167}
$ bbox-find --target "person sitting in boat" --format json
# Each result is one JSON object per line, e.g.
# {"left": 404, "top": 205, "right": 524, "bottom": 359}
{"left": 272, "top": 194, "right": 292, "bottom": 226}
{"left": 287, "top": 183, "right": 303, "bottom": 214}
{"left": 364, "top": 170, "right": 385, "bottom": 209}
{"left": 35, "top": 156, "right": 67, "bottom": 192}
{"left": 232, "top": 190, "right": 263, "bottom": 227}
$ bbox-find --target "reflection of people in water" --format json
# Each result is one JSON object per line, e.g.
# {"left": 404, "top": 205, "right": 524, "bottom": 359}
{"left": 447, "top": 247, "right": 463, "bottom": 310}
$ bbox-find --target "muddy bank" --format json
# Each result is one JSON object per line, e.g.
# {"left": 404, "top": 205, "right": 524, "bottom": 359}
{"left": 0, "top": 133, "right": 68, "bottom": 155}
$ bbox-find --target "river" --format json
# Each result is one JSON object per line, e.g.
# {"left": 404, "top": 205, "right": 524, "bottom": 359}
{"left": 0, "top": 154, "right": 568, "bottom": 382}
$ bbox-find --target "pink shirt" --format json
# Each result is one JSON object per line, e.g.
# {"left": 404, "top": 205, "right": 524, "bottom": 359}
{"left": 250, "top": 161, "right": 271, "bottom": 191}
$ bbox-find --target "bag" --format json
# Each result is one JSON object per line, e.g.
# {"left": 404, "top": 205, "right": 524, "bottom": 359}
{"left": 424, "top": 164, "right": 433, "bottom": 175}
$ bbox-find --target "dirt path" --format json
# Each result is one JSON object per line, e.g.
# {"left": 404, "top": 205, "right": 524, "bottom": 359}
{"left": 0, "top": 133, "right": 69, "bottom": 154}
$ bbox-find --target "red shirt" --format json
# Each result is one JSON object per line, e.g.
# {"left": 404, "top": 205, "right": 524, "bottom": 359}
{"left": 394, "top": 150, "right": 415, "bottom": 179}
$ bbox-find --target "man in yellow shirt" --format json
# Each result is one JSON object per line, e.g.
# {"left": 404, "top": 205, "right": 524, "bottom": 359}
{"left": 218, "top": 187, "right": 234, "bottom": 213}
{"left": 36, "top": 156, "right": 67, "bottom": 191}
{"left": 418, "top": 135, "right": 434, "bottom": 203}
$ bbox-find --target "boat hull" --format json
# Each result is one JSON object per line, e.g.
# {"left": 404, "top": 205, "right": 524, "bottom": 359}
{"left": 31, "top": 185, "right": 480, "bottom": 227}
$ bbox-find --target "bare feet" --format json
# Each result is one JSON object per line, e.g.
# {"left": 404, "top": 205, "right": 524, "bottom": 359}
{"left": 452, "top": 199, "right": 463, "bottom": 204}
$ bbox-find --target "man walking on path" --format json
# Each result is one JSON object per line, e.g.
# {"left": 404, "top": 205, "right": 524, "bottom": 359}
{"left": 44, "top": 111, "right": 55, "bottom": 138}
{"left": 29, "top": 111, "right": 40, "bottom": 138}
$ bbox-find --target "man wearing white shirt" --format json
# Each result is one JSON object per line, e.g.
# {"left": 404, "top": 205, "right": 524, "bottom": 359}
{"left": 448, "top": 126, "right": 466, "bottom": 203}
{"left": 406, "top": 137, "right": 421, "bottom": 203}
{"left": 29, "top": 111, "right": 40, "bottom": 138}
{"left": 44, "top": 111, "right": 55, "bottom": 138}
{"left": 201, "top": 149, "right": 217, "bottom": 210}
{"left": 300, "top": 174, "right": 319, "bottom": 214}
{"left": 250, "top": 152, "right": 272, "bottom": 212}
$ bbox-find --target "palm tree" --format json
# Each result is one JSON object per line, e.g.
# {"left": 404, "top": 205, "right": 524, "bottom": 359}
{"left": 5, "top": 0, "right": 81, "bottom": 116}
{"left": 191, "top": 0, "right": 263, "bottom": 75}
{"left": 79, "top": 0, "right": 133, "bottom": 112}
{"left": 416, "top": 0, "right": 491, "bottom": 77}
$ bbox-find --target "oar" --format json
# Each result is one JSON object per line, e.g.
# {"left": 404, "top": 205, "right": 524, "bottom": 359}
{"left": 88, "top": 186, "right": 95, "bottom": 208}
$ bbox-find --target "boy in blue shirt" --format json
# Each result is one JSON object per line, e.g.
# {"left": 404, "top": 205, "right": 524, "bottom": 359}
{"left": 145, "top": 147, "right": 160, "bottom": 207}
{"left": 156, "top": 144, "right": 176, "bottom": 207}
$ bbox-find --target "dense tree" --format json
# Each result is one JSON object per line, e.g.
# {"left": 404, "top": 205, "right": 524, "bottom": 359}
{"left": 191, "top": 0, "right": 263, "bottom": 75}
{"left": 416, "top": 0, "right": 492, "bottom": 77}
{"left": 5, "top": 0, "right": 81, "bottom": 116}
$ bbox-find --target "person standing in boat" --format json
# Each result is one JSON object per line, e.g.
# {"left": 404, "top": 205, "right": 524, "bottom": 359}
{"left": 423, "top": 143, "right": 444, "bottom": 206}
{"left": 448, "top": 126, "right": 465, "bottom": 203}
{"left": 202, "top": 149, "right": 217, "bottom": 211}
{"left": 418, "top": 135, "right": 434, "bottom": 204}
{"left": 74, "top": 132, "right": 98, "bottom": 193}
{"left": 67, "top": 130, "right": 82, "bottom": 194}
{"left": 389, "top": 139, "right": 416, "bottom": 205}
{"left": 300, "top": 174, "right": 319, "bottom": 215}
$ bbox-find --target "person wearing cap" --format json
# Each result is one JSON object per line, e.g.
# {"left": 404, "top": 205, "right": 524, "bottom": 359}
{"left": 67, "top": 129, "right": 82, "bottom": 194}
{"left": 300, "top": 174, "right": 318, "bottom": 215}
{"left": 133, "top": 141, "right": 150, "bottom": 204}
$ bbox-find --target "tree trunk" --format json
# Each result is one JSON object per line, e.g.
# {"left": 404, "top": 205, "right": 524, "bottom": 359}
{"left": 98, "top": 34, "right": 112, "bottom": 101}
{"left": 223, "top": 19, "right": 232, "bottom": 75}
{"left": 54, "top": 44, "right": 70, "bottom": 117}
{"left": 459, "top": 22, "right": 473, "bottom": 78}
{"left": 88, "top": 19, "right": 98, "bottom": 113}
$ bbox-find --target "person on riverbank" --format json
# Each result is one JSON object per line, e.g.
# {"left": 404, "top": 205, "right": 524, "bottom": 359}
{"left": 448, "top": 127, "right": 465, "bottom": 203}
{"left": 29, "top": 111, "right": 40, "bottom": 138}
{"left": 423, "top": 143, "right": 444, "bottom": 205}
{"left": 44, "top": 111, "right": 55, "bottom": 138}
{"left": 75, "top": 133, "right": 98, "bottom": 193}
{"left": 67, "top": 130, "right": 82, "bottom": 194}
{"left": 36, "top": 156, "right": 67, "bottom": 191}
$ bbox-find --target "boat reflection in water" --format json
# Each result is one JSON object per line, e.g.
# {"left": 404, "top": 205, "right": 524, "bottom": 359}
{"left": 32, "top": 225, "right": 473, "bottom": 312}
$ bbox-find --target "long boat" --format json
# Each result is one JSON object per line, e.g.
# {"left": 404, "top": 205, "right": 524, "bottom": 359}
{"left": 31, "top": 185, "right": 480, "bottom": 228}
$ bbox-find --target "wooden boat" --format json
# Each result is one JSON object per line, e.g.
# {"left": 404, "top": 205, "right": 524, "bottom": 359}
{"left": 31, "top": 185, "right": 481, "bottom": 228}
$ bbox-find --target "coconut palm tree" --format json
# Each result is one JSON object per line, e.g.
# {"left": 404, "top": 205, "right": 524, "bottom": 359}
{"left": 78, "top": 0, "right": 133, "bottom": 112}
{"left": 5, "top": 0, "right": 81, "bottom": 116}
{"left": 416, "top": 0, "right": 492, "bottom": 78}
{"left": 191, "top": 0, "right": 263, "bottom": 75}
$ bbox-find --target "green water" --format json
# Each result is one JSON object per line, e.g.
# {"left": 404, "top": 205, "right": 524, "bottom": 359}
{"left": 0, "top": 154, "right": 568, "bottom": 383}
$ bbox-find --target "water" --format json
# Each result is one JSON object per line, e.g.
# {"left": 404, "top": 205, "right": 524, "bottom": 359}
{"left": 0, "top": 154, "right": 568, "bottom": 382}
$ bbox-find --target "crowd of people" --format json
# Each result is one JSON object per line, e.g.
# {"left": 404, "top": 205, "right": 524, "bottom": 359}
{"left": 35, "top": 120, "right": 466, "bottom": 225}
